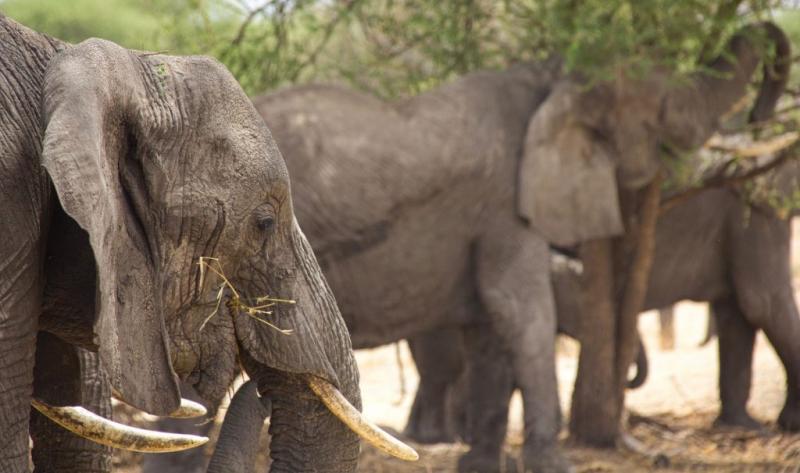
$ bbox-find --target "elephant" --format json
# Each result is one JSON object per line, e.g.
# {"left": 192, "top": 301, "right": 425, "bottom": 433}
{"left": 254, "top": 60, "right": 571, "bottom": 473}
{"left": 0, "top": 15, "right": 413, "bottom": 472}
{"left": 403, "top": 253, "right": 650, "bottom": 446}
{"left": 407, "top": 186, "right": 800, "bottom": 446}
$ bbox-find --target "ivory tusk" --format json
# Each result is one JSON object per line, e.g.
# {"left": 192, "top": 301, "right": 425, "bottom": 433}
{"left": 31, "top": 399, "right": 209, "bottom": 453}
{"left": 306, "top": 375, "right": 419, "bottom": 462}
{"left": 110, "top": 387, "right": 207, "bottom": 418}
{"left": 167, "top": 398, "right": 208, "bottom": 419}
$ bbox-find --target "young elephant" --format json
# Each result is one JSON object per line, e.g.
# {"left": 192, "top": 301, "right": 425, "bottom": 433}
{"left": 0, "top": 15, "right": 413, "bottom": 472}
{"left": 408, "top": 187, "right": 800, "bottom": 442}
{"left": 254, "top": 62, "right": 570, "bottom": 473}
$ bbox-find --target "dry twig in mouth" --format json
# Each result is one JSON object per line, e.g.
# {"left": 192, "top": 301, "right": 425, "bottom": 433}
{"left": 197, "top": 256, "right": 295, "bottom": 335}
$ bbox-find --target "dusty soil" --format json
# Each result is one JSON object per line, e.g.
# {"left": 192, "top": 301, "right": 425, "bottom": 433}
{"left": 117, "top": 219, "right": 800, "bottom": 472}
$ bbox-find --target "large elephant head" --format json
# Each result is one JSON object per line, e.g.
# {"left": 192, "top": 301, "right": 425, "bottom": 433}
{"left": 38, "top": 39, "right": 413, "bottom": 471}
{"left": 519, "top": 22, "right": 791, "bottom": 245}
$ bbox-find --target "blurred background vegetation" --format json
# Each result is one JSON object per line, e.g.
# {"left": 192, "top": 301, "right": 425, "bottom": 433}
{"left": 1, "top": 0, "right": 797, "bottom": 98}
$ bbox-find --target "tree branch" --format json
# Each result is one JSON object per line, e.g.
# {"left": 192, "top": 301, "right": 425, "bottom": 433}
{"left": 289, "top": 0, "right": 363, "bottom": 82}
{"left": 704, "top": 131, "right": 799, "bottom": 158}
{"left": 660, "top": 144, "right": 800, "bottom": 214}
{"left": 697, "top": 0, "right": 744, "bottom": 63}
{"left": 230, "top": 0, "right": 273, "bottom": 47}
{"left": 615, "top": 173, "right": 664, "bottom": 390}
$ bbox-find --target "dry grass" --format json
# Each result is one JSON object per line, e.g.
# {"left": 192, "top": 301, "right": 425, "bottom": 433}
{"left": 197, "top": 256, "right": 295, "bottom": 334}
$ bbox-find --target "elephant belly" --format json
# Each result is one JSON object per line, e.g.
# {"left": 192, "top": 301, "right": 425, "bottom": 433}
{"left": 644, "top": 191, "right": 732, "bottom": 309}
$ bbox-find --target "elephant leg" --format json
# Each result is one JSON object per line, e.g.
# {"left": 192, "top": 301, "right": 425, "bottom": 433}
{"left": 0, "top": 241, "right": 43, "bottom": 471}
{"left": 713, "top": 297, "right": 760, "bottom": 429}
{"left": 699, "top": 311, "right": 717, "bottom": 346}
{"left": 469, "top": 219, "right": 570, "bottom": 473}
{"left": 405, "top": 329, "right": 464, "bottom": 444}
{"left": 729, "top": 215, "right": 800, "bottom": 431}
{"left": 658, "top": 306, "right": 675, "bottom": 350}
{"left": 756, "top": 293, "right": 800, "bottom": 431}
{"left": 457, "top": 324, "right": 515, "bottom": 473}
{"left": 31, "top": 343, "right": 111, "bottom": 473}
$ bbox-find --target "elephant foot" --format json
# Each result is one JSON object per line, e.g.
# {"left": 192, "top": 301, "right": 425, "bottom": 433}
{"left": 714, "top": 410, "right": 762, "bottom": 431}
{"left": 778, "top": 404, "right": 800, "bottom": 431}
{"left": 403, "top": 423, "right": 454, "bottom": 444}
{"left": 523, "top": 444, "right": 574, "bottom": 473}
{"left": 458, "top": 449, "right": 517, "bottom": 473}
{"left": 403, "top": 404, "right": 455, "bottom": 444}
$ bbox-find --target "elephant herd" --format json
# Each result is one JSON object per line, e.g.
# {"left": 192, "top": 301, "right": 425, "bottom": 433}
{"left": 0, "top": 13, "right": 798, "bottom": 473}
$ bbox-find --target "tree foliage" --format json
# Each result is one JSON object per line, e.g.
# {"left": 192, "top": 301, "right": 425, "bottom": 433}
{"left": 0, "top": 0, "right": 170, "bottom": 50}
{"left": 2, "top": 0, "right": 792, "bottom": 97}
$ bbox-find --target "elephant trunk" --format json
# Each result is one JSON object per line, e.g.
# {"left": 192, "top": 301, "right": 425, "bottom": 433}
{"left": 267, "top": 223, "right": 361, "bottom": 472}
{"left": 747, "top": 23, "right": 792, "bottom": 123}
{"left": 206, "top": 381, "right": 270, "bottom": 473}
{"left": 662, "top": 22, "right": 791, "bottom": 150}
{"left": 232, "top": 221, "right": 416, "bottom": 471}
{"left": 259, "top": 368, "right": 360, "bottom": 473}
{"left": 234, "top": 220, "right": 362, "bottom": 473}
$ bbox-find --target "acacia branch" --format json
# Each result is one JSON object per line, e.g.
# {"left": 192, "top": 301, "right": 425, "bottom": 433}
{"left": 697, "top": 0, "right": 744, "bottom": 63}
{"left": 615, "top": 173, "right": 664, "bottom": 391}
{"left": 704, "top": 131, "right": 799, "bottom": 158}
{"left": 660, "top": 144, "right": 800, "bottom": 214}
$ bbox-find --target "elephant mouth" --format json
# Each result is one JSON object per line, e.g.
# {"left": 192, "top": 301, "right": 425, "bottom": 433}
{"left": 32, "top": 369, "right": 419, "bottom": 462}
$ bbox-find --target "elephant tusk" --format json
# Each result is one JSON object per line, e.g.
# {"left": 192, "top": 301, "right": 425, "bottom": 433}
{"left": 306, "top": 375, "right": 419, "bottom": 462}
{"left": 167, "top": 398, "right": 208, "bottom": 419}
{"left": 30, "top": 399, "right": 209, "bottom": 453}
{"left": 110, "top": 387, "right": 207, "bottom": 418}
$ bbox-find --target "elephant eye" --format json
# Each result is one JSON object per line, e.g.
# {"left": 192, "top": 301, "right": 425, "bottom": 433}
{"left": 256, "top": 215, "right": 275, "bottom": 232}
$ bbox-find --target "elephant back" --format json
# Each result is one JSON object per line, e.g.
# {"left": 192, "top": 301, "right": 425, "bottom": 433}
{"left": 254, "top": 84, "right": 478, "bottom": 255}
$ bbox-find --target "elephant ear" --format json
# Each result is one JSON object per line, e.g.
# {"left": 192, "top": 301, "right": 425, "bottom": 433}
{"left": 40, "top": 39, "right": 180, "bottom": 415}
{"left": 518, "top": 81, "right": 623, "bottom": 246}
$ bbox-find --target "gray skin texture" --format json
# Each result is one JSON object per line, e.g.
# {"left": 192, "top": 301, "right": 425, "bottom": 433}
{"left": 403, "top": 253, "right": 649, "bottom": 447}
{"left": 206, "top": 380, "right": 271, "bottom": 473}
{"left": 407, "top": 188, "right": 800, "bottom": 445}
{"left": 0, "top": 15, "right": 360, "bottom": 473}
{"left": 253, "top": 61, "right": 571, "bottom": 473}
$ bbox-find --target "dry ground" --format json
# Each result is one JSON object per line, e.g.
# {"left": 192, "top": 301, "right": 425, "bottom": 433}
{"left": 117, "top": 219, "right": 800, "bottom": 472}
